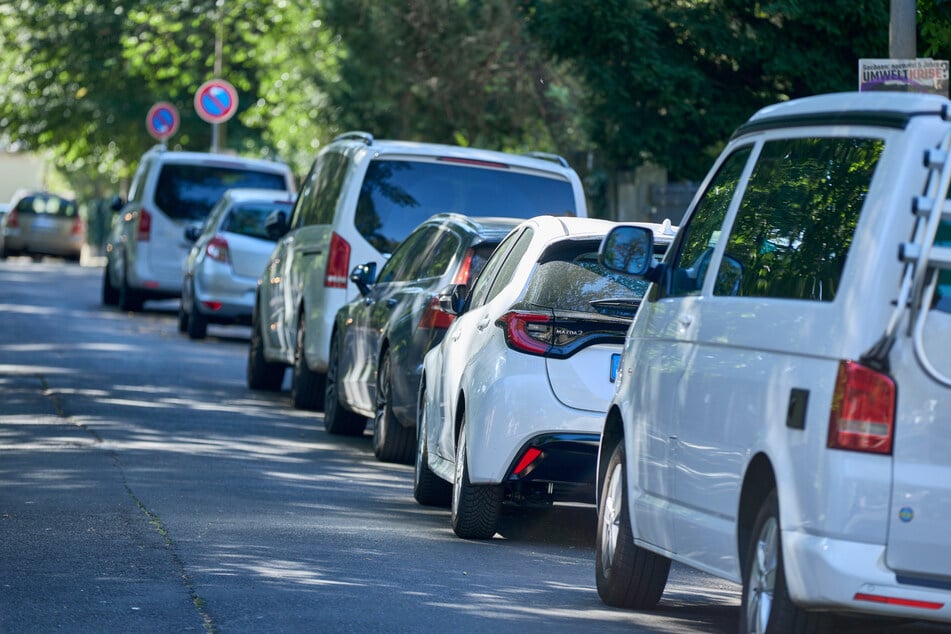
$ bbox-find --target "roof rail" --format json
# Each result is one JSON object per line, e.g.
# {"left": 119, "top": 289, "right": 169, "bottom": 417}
{"left": 332, "top": 131, "right": 374, "bottom": 145}
{"left": 523, "top": 151, "right": 569, "bottom": 168}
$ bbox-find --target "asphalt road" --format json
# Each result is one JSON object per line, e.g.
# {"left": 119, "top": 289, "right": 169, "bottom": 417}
{"left": 1, "top": 257, "right": 946, "bottom": 634}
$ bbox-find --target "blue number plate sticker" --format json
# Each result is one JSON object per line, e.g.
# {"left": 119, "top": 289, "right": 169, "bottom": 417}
{"left": 610, "top": 353, "right": 622, "bottom": 382}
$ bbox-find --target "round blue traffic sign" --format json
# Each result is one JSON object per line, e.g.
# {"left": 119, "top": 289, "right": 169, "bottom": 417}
{"left": 194, "top": 79, "right": 238, "bottom": 124}
{"left": 146, "top": 102, "right": 179, "bottom": 140}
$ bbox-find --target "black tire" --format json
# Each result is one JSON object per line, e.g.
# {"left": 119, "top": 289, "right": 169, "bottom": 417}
{"left": 187, "top": 305, "right": 208, "bottom": 339}
{"left": 290, "top": 312, "right": 325, "bottom": 411}
{"left": 413, "top": 382, "right": 451, "bottom": 507}
{"left": 323, "top": 332, "right": 367, "bottom": 435}
{"left": 450, "top": 415, "right": 503, "bottom": 539}
{"left": 246, "top": 310, "right": 285, "bottom": 391}
{"left": 595, "top": 442, "right": 670, "bottom": 609}
{"left": 101, "top": 265, "right": 119, "bottom": 306}
{"left": 739, "top": 491, "right": 834, "bottom": 634}
{"left": 117, "top": 263, "right": 144, "bottom": 312}
{"left": 373, "top": 350, "right": 415, "bottom": 463}
{"left": 178, "top": 304, "right": 188, "bottom": 333}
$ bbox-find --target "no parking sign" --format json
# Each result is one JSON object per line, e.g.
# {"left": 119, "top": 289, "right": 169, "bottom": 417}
{"left": 194, "top": 79, "right": 239, "bottom": 124}
{"left": 145, "top": 102, "right": 179, "bottom": 141}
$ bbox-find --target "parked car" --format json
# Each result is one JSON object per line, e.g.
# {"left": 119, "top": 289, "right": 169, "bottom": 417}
{"left": 593, "top": 91, "right": 951, "bottom": 632}
{"left": 324, "top": 213, "right": 523, "bottom": 463}
{"left": 414, "top": 215, "right": 677, "bottom": 540}
{"left": 179, "top": 188, "right": 296, "bottom": 340}
{"left": 247, "top": 131, "right": 588, "bottom": 413}
{"left": 0, "top": 191, "right": 84, "bottom": 262}
{"left": 102, "top": 146, "right": 296, "bottom": 311}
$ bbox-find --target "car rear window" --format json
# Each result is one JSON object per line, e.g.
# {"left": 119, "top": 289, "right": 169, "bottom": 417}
{"left": 155, "top": 164, "right": 288, "bottom": 221}
{"left": 224, "top": 201, "right": 293, "bottom": 241}
{"left": 355, "top": 159, "right": 576, "bottom": 255}
{"left": 15, "top": 195, "right": 78, "bottom": 217}
{"left": 523, "top": 242, "right": 650, "bottom": 319}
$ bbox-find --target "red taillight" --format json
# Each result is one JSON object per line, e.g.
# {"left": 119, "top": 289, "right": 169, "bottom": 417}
{"left": 496, "top": 311, "right": 553, "bottom": 356}
{"left": 853, "top": 593, "right": 943, "bottom": 610}
{"left": 324, "top": 232, "right": 350, "bottom": 288}
{"left": 452, "top": 249, "right": 474, "bottom": 285}
{"left": 137, "top": 208, "right": 152, "bottom": 242}
{"left": 513, "top": 447, "right": 543, "bottom": 476}
{"left": 6, "top": 209, "right": 18, "bottom": 228}
{"left": 827, "top": 360, "right": 896, "bottom": 455}
{"left": 205, "top": 235, "right": 230, "bottom": 264}
{"left": 71, "top": 216, "right": 84, "bottom": 236}
{"left": 201, "top": 300, "right": 223, "bottom": 312}
{"left": 417, "top": 296, "right": 456, "bottom": 331}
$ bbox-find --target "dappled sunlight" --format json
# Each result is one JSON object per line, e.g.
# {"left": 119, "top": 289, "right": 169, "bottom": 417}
{"left": 207, "top": 554, "right": 362, "bottom": 588}
{"left": 0, "top": 303, "right": 59, "bottom": 316}
{"left": 0, "top": 364, "right": 74, "bottom": 376}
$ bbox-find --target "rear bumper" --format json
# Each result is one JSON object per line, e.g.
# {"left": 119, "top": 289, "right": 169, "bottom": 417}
{"left": 783, "top": 530, "right": 951, "bottom": 622}
{"left": 505, "top": 433, "right": 600, "bottom": 505}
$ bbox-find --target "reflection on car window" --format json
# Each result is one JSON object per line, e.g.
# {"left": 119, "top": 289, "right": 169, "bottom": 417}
{"left": 414, "top": 229, "right": 461, "bottom": 280}
{"left": 665, "top": 146, "right": 752, "bottom": 298}
{"left": 355, "top": 159, "right": 575, "bottom": 256}
{"left": 717, "top": 137, "right": 883, "bottom": 301}
{"left": 467, "top": 228, "right": 524, "bottom": 309}
{"left": 376, "top": 227, "right": 437, "bottom": 284}
{"left": 15, "top": 194, "right": 78, "bottom": 217}
{"left": 155, "top": 164, "right": 287, "bottom": 221}
{"left": 224, "top": 201, "right": 293, "bottom": 241}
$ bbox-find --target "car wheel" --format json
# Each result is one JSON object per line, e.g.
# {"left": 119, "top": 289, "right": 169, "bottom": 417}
{"left": 117, "top": 263, "right": 144, "bottom": 312}
{"left": 450, "top": 414, "right": 503, "bottom": 539}
{"left": 413, "top": 384, "right": 451, "bottom": 507}
{"left": 246, "top": 309, "right": 285, "bottom": 391}
{"left": 290, "top": 312, "right": 326, "bottom": 411}
{"left": 323, "top": 332, "right": 367, "bottom": 435}
{"left": 101, "top": 265, "right": 119, "bottom": 306}
{"left": 373, "top": 350, "right": 415, "bottom": 463}
{"left": 595, "top": 441, "right": 670, "bottom": 609}
{"left": 187, "top": 305, "right": 208, "bottom": 340}
{"left": 739, "top": 490, "right": 834, "bottom": 634}
{"left": 178, "top": 304, "right": 188, "bottom": 333}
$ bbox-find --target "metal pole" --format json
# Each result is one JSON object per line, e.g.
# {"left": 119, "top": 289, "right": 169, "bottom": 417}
{"left": 211, "top": 0, "right": 224, "bottom": 153}
{"left": 890, "top": 0, "right": 917, "bottom": 59}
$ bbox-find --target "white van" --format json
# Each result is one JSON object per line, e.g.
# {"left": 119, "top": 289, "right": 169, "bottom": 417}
{"left": 102, "top": 147, "right": 296, "bottom": 311}
{"left": 595, "top": 92, "right": 951, "bottom": 632}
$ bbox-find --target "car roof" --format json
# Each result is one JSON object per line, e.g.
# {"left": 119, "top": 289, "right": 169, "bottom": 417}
{"left": 422, "top": 213, "right": 523, "bottom": 238}
{"left": 626, "top": 219, "right": 679, "bottom": 244}
{"left": 326, "top": 133, "right": 577, "bottom": 176}
{"left": 141, "top": 146, "right": 292, "bottom": 172}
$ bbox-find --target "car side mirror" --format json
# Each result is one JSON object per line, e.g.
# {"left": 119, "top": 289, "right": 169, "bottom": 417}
{"left": 599, "top": 225, "right": 655, "bottom": 276}
{"left": 264, "top": 209, "right": 289, "bottom": 239}
{"left": 349, "top": 262, "right": 377, "bottom": 296}
{"left": 183, "top": 225, "right": 202, "bottom": 243}
{"left": 437, "top": 284, "right": 468, "bottom": 316}
{"left": 109, "top": 195, "right": 124, "bottom": 213}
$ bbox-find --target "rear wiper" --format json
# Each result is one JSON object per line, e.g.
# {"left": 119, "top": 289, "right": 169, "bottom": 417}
{"left": 590, "top": 297, "right": 641, "bottom": 308}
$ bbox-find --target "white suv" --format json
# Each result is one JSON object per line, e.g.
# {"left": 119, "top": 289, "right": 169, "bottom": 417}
{"left": 246, "top": 132, "right": 588, "bottom": 410}
{"left": 595, "top": 92, "right": 951, "bottom": 631}
{"left": 102, "top": 146, "right": 296, "bottom": 311}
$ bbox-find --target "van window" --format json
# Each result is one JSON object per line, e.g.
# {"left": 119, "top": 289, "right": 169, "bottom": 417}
{"left": 355, "top": 160, "right": 576, "bottom": 256}
{"left": 663, "top": 146, "right": 752, "bottom": 298}
{"left": 154, "top": 164, "right": 288, "bottom": 221}
{"left": 715, "top": 137, "right": 884, "bottom": 301}
{"left": 935, "top": 221, "right": 951, "bottom": 313}
{"left": 295, "top": 151, "right": 350, "bottom": 229}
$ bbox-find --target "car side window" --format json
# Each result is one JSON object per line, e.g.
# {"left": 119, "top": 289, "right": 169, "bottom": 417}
{"left": 467, "top": 228, "right": 524, "bottom": 309}
{"left": 715, "top": 136, "right": 884, "bottom": 301}
{"left": 480, "top": 227, "right": 535, "bottom": 306}
{"left": 376, "top": 226, "right": 438, "bottom": 284}
{"left": 292, "top": 151, "right": 350, "bottom": 229}
{"left": 661, "top": 146, "right": 752, "bottom": 298}
{"left": 412, "top": 228, "right": 461, "bottom": 280}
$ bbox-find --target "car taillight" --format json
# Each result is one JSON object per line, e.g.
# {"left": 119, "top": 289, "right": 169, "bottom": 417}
{"left": 496, "top": 311, "right": 554, "bottom": 356}
{"left": 71, "top": 216, "right": 84, "bottom": 236}
{"left": 512, "top": 447, "right": 543, "bottom": 476}
{"left": 827, "top": 360, "right": 896, "bottom": 455}
{"left": 137, "top": 208, "right": 152, "bottom": 242}
{"left": 6, "top": 209, "right": 18, "bottom": 228}
{"left": 324, "top": 232, "right": 350, "bottom": 288}
{"left": 418, "top": 296, "right": 456, "bottom": 331}
{"left": 206, "top": 235, "right": 230, "bottom": 264}
{"left": 452, "top": 249, "right": 475, "bottom": 285}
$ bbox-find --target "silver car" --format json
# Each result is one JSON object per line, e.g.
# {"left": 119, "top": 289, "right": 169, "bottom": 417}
{"left": 180, "top": 188, "right": 295, "bottom": 340}
{"left": 0, "top": 191, "right": 85, "bottom": 262}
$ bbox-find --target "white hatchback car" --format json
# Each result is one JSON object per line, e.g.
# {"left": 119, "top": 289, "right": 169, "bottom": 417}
{"left": 415, "top": 215, "right": 676, "bottom": 540}
{"left": 180, "top": 188, "right": 296, "bottom": 339}
{"left": 594, "top": 92, "right": 951, "bottom": 632}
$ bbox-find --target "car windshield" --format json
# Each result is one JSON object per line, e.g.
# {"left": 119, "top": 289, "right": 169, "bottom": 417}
{"left": 223, "top": 200, "right": 293, "bottom": 241}
{"left": 355, "top": 159, "right": 576, "bottom": 255}
{"left": 155, "top": 164, "right": 288, "bottom": 221}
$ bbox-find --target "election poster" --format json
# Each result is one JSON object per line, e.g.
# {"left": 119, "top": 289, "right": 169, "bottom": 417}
{"left": 859, "top": 58, "right": 950, "bottom": 97}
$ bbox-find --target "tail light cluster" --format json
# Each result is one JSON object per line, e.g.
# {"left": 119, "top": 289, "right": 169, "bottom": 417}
{"left": 324, "top": 232, "right": 350, "bottom": 288}
{"left": 6, "top": 209, "right": 18, "bottom": 228}
{"left": 136, "top": 208, "right": 152, "bottom": 242}
{"left": 71, "top": 215, "right": 84, "bottom": 236}
{"left": 417, "top": 249, "right": 477, "bottom": 332}
{"left": 205, "top": 235, "right": 230, "bottom": 264}
{"left": 496, "top": 310, "right": 627, "bottom": 359}
{"left": 827, "top": 360, "right": 896, "bottom": 455}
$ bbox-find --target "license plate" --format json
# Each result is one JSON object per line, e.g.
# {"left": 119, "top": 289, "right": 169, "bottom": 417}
{"left": 610, "top": 353, "right": 622, "bottom": 383}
